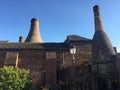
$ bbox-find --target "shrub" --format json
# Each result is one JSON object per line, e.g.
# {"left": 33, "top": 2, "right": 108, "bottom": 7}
{"left": 0, "top": 66, "right": 31, "bottom": 90}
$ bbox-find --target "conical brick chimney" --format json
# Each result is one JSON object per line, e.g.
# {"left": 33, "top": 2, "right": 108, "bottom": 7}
{"left": 92, "top": 5, "right": 116, "bottom": 60}
{"left": 25, "top": 18, "right": 43, "bottom": 43}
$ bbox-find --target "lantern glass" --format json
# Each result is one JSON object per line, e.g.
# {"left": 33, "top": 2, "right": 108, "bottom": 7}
{"left": 70, "top": 45, "right": 76, "bottom": 54}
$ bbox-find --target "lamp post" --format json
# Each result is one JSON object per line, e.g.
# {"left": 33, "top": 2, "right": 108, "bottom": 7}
{"left": 70, "top": 45, "right": 77, "bottom": 90}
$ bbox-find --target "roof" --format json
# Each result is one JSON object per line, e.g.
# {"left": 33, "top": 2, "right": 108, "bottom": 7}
{"left": 0, "top": 42, "right": 69, "bottom": 50}
{"left": 65, "top": 35, "right": 91, "bottom": 42}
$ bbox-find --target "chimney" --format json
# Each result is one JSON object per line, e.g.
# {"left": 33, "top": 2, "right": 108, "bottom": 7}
{"left": 25, "top": 18, "right": 43, "bottom": 43}
{"left": 93, "top": 5, "right": 104, "bottom": 32}
{"left": 92, "top": 5, "right": 116, "bottom": 61}
{"left": 19, "top": 36, "right": 24, "bottom": 43}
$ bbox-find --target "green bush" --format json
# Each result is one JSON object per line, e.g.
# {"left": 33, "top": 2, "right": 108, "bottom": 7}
{"left": 0, "top": 66, "right": 31, "bottom": 90}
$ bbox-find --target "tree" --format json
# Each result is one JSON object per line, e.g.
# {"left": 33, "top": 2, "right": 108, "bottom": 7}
{"left": 0, "top": 66, "right": 31, "bottom": 90}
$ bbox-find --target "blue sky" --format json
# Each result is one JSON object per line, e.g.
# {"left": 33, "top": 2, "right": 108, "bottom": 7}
{"left": 0, "top": 0, "right": 120, "bottom": 51}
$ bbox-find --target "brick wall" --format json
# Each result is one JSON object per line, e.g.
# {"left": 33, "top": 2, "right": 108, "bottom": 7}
{"left": 0, "top": 41, "right": 92, "bottom": 90}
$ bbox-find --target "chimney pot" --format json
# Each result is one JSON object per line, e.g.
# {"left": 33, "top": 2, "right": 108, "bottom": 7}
{"left": 19, "top": 36, "right": 24, "bottom": 43}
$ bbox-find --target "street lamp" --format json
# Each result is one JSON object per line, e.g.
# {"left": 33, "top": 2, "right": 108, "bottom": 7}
{"left": 70, "top": 45, "right": 77, "bottom": 90}
{"left": 70, "top": 45, "right": 76, "bottom": 64}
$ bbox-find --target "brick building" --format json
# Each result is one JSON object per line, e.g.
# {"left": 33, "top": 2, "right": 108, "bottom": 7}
{"left": 0, "top": 5, "right": 120, "bottom": 90}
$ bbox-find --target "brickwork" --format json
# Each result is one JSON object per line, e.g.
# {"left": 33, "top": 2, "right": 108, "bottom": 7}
{"left": 0, "top": 41, "right": 92, "bottom": 90}
{"left": 25, "top": 18, "right": 43, "bottom": 43}
{"left": 0, "top": 5, "right": 119, "bottom": 90}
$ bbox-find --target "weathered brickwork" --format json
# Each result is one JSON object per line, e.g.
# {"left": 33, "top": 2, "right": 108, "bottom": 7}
{"left": 0, "top": 5, "right": 120, "bottom": 90}
{"left": 0, "top": 41, "right": 92, "bottom": 90}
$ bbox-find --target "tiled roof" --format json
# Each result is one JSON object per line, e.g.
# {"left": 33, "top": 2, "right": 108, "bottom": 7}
{"left": 0, "top": 42, "right": 69, "bottom": 50}
{"left": 65, "top": 35, "right": 91, "bottom": 42}
{"left": 41, "top": 43, "right": 69, "bottom": 50}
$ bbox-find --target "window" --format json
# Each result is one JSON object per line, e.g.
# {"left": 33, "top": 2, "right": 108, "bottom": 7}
{"left": 4, "top": 52, "right": 19, "bottom": 67}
